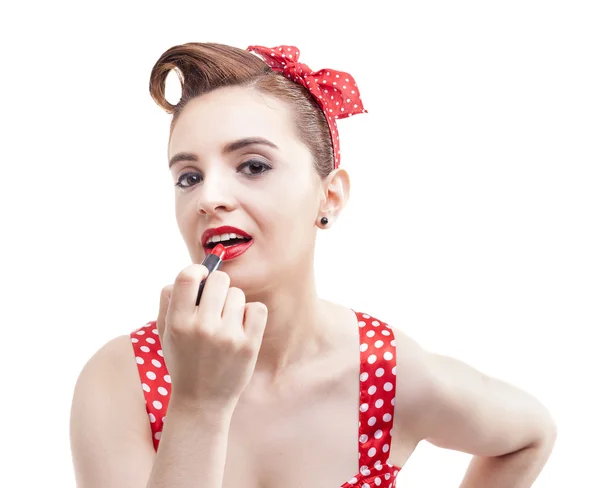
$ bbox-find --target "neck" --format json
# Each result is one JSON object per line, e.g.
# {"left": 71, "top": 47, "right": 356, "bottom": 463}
{"left": 244, "top": 273, "right": 338, "bottom": 383}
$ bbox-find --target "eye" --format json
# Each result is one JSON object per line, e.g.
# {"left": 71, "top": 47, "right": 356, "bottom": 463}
{"left": 240, "top": 159, "right": 271, "bottom": 176}
{"left": 174, "top": 159, "right": 272, "bottom": 189}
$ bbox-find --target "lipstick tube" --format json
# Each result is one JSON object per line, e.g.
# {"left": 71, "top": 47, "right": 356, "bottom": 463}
{"left": 195, "top": 243, "right": 226, "bottom": 306}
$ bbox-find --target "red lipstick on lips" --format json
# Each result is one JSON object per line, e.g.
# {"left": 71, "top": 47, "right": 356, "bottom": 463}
{"left": 202, "top": 226, "right": 254, "bottom": 261}
{"left": 195, "top": 243, "right": 226, "bottom": 306}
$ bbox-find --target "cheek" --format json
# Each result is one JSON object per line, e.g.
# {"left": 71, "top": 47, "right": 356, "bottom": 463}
{"left": 174, "top": 202, "right": 196, "bottom": 238}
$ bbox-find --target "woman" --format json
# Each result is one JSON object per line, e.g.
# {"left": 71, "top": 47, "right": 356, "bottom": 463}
{"left": 69, "top": 42, "right": 557, "bottom": 488}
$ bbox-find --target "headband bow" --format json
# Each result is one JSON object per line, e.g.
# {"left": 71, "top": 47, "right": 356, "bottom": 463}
{"left": 247, "top": 45, "right": 367, "bottom": 169}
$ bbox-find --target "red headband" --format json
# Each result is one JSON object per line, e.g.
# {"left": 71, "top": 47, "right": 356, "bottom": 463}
{"left": 247, "top": 45, "right": 367, "bottom": 169}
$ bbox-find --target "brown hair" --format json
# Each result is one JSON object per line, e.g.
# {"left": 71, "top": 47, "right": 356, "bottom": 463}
{"left": 149, "top": 42, "right": 334, "bottom": 179}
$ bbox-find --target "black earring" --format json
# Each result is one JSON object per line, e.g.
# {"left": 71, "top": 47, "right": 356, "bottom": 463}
{"left": 320, "top": 216, "right": 329, "bottom": 226}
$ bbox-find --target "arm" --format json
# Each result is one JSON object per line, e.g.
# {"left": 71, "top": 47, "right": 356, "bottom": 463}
{"left": 70, "top": 335, "right": 234, "bottom": 488}
{"left": 392, "top": 331, "right": 557, "bottom": 488}
{"left": 146, "top": 403, "right": 234, "bottom": 488}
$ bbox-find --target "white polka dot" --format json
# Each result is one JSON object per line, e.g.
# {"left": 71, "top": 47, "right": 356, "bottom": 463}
{"left": 366, "top": 330, "right": 375, "bottom": 338}
{"left": 154, "top": 431, "right": 161, "bottom": 440}
{"left": 375, "top": 340, "right": 384, "bottom": 348}
{"left": 384, "top": 352, "right": 393, "bottom": 360}
{"left": 376, "top": 367, "right": 384, "bottom": 377}
{"left": 359, "top": 434, "right": 368, "bottom": 443}
{"left": 136, "top": 356, "right": 144, "bottom": 364}
{"left": 149, "top": 413, "right": 156, "bottom": 423}
{"left": 368, "top": 354, "right": 377, "bottom": 364}
{"left": 152, "top": 400, "right": 163, "bottom": 410}
{"left": 362, "top": 484, "right": 369, "bottom": 488}
{"left": 360, "top": 403, "right": 369, "bottom": 412}
{"left": 360, "top": 343, "right": 368, "bottom": 352}
{"left": 368, "top": 447, "right": 377, "bottom": 457}
{"left": 360, "top": 466, "right": 370, "bottom": 476}
{"left": 374, "top": 429, "right": 383, "bottom": 439}
{"left": 146, "top": 371, "right": 156, "bottom": 380}
{"left": 158, "top": 386, "right": 168, "bottom": 396}
{"left": 368, "top": 385, "right": 377, "bottom": 395}
{"left": 348, "top": 477, "right": 358, "bottom": 484}
{"left": 383, "top": 444, "right": 390, "bottom": 453}
{"left": 392, "top": 366, "right": 397, "bottom": 375}
{"left": 374, "top": 460, "right": 382, "bottom": 470}
{"left": 157, "top": 349, "right": 164, "bottom": 357}
{"left": 360, "top": 372, "right": 369, "bottom": 382}
{"left": 384, "top": 382, "right": 393, "bottom": 391}
{"left": 140, "top": 346, "right": 150, "bottom": 353}
{"left": 145, "top": 337, "right": 155, "bottom": 344}
{"left": 362, "top": 314, "right": 371, "bottom": 319}
{"left": 151, "top": 359, "right": 162, "bottom": 368}
{"left": 131, "top": 338, "right": 139, "bottom": 343}
{"left": 375, "top": 399, "right": 384, "bottom": 408}
{"left": 375, "top": 476, "right": 382, "bottom": 485}
{"left": 142, "top": 383, "right": 150, "bottom": 392}
{"left": 385, "top": 473, "right": 391, "bottom": 480}
{"left": 381, "top": 330, "right": 391, "bottom": 336}
{"left": 152, "top": 329, "right": 158, "bottom": 335}
{"left": 391, "top": 339, "right": 396, "bottom": 347}
{"left": 383, "top": 413, "right": 392, "bottom": 422}
{"left": 164, "top": 375, "right": 171, "bottom": 383}
{"left": 136, "top": 330, "right": 145, "bottom": 335}
{"left": 368, "top": 416, "right": 376, "bottom": 426}
{"left": 391, "top": 398, "right": 396, "bottom": 406}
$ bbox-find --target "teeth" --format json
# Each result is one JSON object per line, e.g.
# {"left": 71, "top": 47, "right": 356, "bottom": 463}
{"left": 207, "top": 232, "right": 249, "bottom": 244}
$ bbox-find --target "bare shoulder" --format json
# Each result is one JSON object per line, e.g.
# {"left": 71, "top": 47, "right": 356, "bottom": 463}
{"left": 388, "top": 328, "right": 438, "bottom": 441}
{"left": 390, "top": 326, "right": 557, "bottom": 457}
{"left": 70, "top": 334, "right": 155, "bottom": 488}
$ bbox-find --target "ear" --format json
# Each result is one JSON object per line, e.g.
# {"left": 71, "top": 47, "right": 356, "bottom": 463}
{"left": 319, "top": 168, "right": 351, "bottom": 221}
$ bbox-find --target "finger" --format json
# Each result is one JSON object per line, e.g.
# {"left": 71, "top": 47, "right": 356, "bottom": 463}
{"left": 243, "top": 302, "right": 268, "bottom": 346}
{"left": 196, "top": 270, "right": 231, "bottom": 322}
{"left": 156, "top": 285, "right": 173, "bottom": 344}
{"left": 221, "top": 287, "right": 247, "bottom": 334}
{"left": 168, "top": 264, "right": 209, "bottom": 331}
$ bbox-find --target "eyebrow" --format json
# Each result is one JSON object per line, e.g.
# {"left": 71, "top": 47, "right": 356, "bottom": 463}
{"left": 168, "top": 137, "right": 279, "bottom": 169}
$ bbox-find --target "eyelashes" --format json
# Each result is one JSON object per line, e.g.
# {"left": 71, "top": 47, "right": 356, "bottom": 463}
{"left": 174, "top": 159, "right": 272, "bottom": 189}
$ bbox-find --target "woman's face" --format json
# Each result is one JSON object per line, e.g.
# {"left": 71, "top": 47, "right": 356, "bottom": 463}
{"left": 168, "top": 85, "right": 326, "bottom": 293}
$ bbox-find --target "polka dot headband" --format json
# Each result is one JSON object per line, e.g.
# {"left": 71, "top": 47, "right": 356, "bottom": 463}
{"left": 247, "top": 45, "right": 367, "bottom": 169}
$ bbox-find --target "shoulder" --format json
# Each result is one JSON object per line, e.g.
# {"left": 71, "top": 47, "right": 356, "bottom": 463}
{"left": 388, "top": 323, "right": 557, "bottom": 454}
{"left": 70, "top": 332, "right": 156, "bottom": 485}
{"left": 384, "top": 325, "right": 441, "bottom": 442}
{"left": 75, "top": 332, "right": 146, "bottom": 396}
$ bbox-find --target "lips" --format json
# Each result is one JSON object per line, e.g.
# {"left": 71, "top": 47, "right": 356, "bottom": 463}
{"left": 201, "top": 225, "right": 252, "bottom": 247}
{"left": 212, "top": 238, "right": 254, "bottom": 260}
{"left": 201, "top": 225, "right": 254, "bottom": 261}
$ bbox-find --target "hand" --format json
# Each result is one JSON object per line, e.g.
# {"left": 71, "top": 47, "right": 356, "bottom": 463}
{"left": 156, "top": 265, "right": 268, "bottom": 412}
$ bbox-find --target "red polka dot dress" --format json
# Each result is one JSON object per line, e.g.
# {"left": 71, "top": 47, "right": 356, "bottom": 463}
{"left": 130, "top": 310, "right": 402, "bottom": 487}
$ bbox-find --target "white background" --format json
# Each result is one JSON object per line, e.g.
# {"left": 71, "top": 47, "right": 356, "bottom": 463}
{"left": 1, "top": 0, "right": 598, "bottom": 486}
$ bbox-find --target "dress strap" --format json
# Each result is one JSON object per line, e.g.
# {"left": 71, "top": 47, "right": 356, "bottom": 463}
{"left": 130, "top": 321, "right": 171, "bottom": 452}
{"left": 352, "top": 310, "right": 397, "bottom": 475}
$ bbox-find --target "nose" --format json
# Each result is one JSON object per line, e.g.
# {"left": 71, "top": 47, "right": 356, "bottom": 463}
{"left": 195, "top": 171, "right": 235, "bottom": 218}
